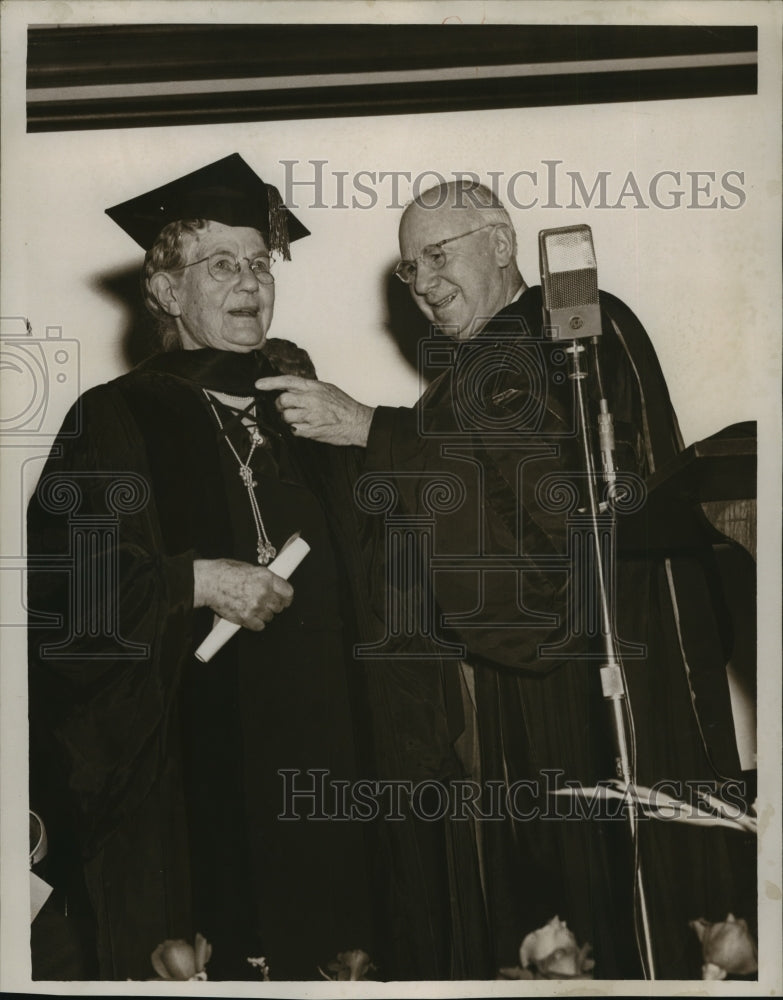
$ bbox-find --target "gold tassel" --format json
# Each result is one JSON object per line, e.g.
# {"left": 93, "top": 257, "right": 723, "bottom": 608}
{"left": 266, "top": 184, "right": 291, "bottom": 260}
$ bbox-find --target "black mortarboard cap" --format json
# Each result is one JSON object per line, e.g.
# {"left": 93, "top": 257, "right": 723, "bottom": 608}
{"left": 105, "top": 153, "right": 309, "bottom": 259}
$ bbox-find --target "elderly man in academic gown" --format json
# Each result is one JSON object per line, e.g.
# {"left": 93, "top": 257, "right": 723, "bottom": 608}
{"left": 257, "top": 181, "right": 757, "bottom": 979}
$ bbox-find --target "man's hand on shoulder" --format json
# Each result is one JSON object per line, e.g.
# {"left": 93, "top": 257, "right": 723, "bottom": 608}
{"left": 255, "top": 375, "right": 375, "bottom": 447}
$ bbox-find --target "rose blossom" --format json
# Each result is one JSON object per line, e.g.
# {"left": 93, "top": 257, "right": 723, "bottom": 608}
{"left": 150, "top": 933, "right": 211, "bottom": 980}
{"left": 517, "top": 916, "right": 595, "bottom": 979}
{"left": 690, "top": 913, "right": 758, "bottom": 979}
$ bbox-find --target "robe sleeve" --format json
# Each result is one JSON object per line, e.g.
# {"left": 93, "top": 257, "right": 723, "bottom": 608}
{"left": 363, "top": 357, "right": 582, "bottom": 674}
{"left": 28, "top": 383, "right": 196, "bottom": 858}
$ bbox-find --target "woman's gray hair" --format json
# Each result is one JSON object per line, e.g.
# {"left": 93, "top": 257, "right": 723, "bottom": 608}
{"left": 143, "top": 219, "right": 207, "bottom": 351}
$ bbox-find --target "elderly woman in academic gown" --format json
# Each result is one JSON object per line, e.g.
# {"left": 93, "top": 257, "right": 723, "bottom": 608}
{"left": 27, "top": 155, "right": 372, "bottom": 981}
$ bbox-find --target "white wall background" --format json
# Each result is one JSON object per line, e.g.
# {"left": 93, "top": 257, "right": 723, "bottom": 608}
{"left": 2, "top": 93, "right": 778, "bottom": 447}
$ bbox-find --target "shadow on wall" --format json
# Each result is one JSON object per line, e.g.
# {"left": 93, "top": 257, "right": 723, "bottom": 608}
{"left": 91, "top": 265, "right": 161, "bottom": 369}
{"left": 382, "top": 269, "right": 436, "bottom": 383}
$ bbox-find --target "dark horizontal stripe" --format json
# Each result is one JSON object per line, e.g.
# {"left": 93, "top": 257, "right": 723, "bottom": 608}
{"left": 27, "top": 54, "right": 756, "bottom": 106}
{"left": 27, "top": 63, "right": 758, "bottom": 133}
{"left": 27, "top": 23, "right": 758, "bottom": 90}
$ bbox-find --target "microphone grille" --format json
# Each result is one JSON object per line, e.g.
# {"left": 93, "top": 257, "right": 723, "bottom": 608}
{"left": 539, "top": 225, "right": 599, "bottom": 310}
{"left": 546, "top": 267, "right": 599, "bottom": 310}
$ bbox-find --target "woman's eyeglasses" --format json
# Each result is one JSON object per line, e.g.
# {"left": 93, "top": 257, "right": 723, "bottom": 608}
{"left": 169, "top": 253, "right": 275, "bottom": 284}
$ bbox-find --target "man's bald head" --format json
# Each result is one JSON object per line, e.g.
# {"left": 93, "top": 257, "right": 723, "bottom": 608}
{"left": 402, "top": 181, "right": 517, "bottom": 250}
{"left": 398, "top": 182, "right": 524, "bottom": 340}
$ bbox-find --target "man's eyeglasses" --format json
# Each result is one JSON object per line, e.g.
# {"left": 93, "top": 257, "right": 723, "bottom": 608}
{"left": 169, "top": 253, "right": 275, "bottom": 284}
{"left": 393, "top": 223, "right": 498, "bottom": 285}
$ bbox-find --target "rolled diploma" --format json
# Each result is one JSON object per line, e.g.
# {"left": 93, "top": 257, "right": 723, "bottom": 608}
{"left": 194, "top": 536, "right": 310, "bottom": 663}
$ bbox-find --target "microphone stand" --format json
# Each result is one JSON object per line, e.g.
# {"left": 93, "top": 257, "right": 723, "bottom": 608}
{"left": 565, "top": 335, "right": 657, "bottom": 980}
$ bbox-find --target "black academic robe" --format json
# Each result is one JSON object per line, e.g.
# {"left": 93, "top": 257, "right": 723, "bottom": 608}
{"left": 28, "top": 347, "right": 373, "bottom": 981}
{"left": 361, "top": 286, "right": 756, "bottom": 978}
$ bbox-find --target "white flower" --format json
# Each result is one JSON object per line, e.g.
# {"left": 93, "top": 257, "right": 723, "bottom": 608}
{"left": 517, "top": 916, "right": 595, "bottom": 979}
{"left": 150, "top": 933, "right": 211, "bottom": 980}
{"left": 519, "top": 916, "right": 577, "bottom": 968}
{"left": 519, "top": 917, "right": 595, "bottom": 979}
{"left": 690, "top": 913, "right": 758, "bottom": 978}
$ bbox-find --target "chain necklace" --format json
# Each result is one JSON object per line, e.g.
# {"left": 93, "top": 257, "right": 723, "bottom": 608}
{"left": 204, "top": 391, "right": 277, "bottom": 565}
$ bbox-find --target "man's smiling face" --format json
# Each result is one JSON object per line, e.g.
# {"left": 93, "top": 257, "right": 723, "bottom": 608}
{"left": 399, "top": 200, "right": 510, "bottom": 341}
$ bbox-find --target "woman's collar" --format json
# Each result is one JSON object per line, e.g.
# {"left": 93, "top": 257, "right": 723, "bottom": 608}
{"left": 137, "top": 347, "right": 276, "bottom": 395}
